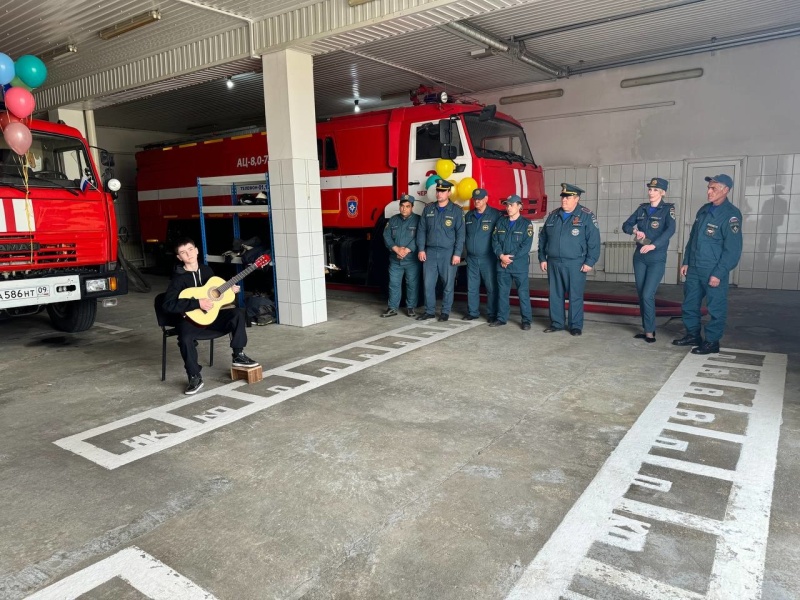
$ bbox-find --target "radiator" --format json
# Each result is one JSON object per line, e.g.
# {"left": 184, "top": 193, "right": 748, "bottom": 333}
{"left": 603, "top": 241, "right": 637, "bottom": 274}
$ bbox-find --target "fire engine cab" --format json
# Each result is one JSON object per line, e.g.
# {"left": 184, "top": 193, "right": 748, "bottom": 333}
{"left": 0, "top": 119, "right": 128, "bottom": 332}
{"left": 136, "top": 99, "right": 546, "bottom": 280}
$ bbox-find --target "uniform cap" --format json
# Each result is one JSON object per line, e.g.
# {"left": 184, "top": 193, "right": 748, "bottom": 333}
{"left": 435, "top": 179, "right": 453, "bottom": 191}
{"left": 646, "top": 177, "right": 668, "bottom": 191}
{"left": 560, "top": 183, "right": 585, "bottom": 197}
{"left": 502, "top": 194, "right": 523, "bottom": 205}
{"left": 472, "top": 188, "right": 488, "bottom": 200}
{"left": 705, "top": 174, "right": 733, "bottom": 189}
{"left": 398, "top": 194, "right": 415, "bottom": 204}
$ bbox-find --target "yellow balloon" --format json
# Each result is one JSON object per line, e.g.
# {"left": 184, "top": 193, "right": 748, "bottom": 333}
{"left": 435, "top": 158, "right": 455, "bottom": 179}
{"left": 457, "top": 177, "right": 478, "bottom": 202}
{"left": 447, "top": 179, "right": 459, "bottom": 200}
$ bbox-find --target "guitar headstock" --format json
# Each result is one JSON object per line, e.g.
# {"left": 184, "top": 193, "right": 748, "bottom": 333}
{"left": 254, "top": 254, "right": 273, "bottom": 268}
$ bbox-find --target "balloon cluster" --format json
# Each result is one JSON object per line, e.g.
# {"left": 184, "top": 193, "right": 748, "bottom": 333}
{"left": 0, "top": 53, "right": 47, "bottom": 155}
{"left": 425, "top": 158, "right": 479, "bottom": 210}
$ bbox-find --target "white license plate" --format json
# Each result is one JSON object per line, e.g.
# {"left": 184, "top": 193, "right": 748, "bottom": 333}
{"left": 0, "top": 285, "right": 50, "bottom": 302}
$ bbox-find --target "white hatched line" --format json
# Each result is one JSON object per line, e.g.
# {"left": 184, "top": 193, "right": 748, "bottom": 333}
{"left": 24, "top": 546, "right": 216, "bottom": 600}
{"left": 642, "top": 455, "right": 736, "bottom": 481}
{"left": 54, "top": 322, "right": 480, "bottom": 469}
{"left": 617, "top": 498, "right": 727, "bottom": 537}
{"left": 505, "top": 348, "right": 786, "bottom": 600}
{"left": 661, "top": 422, "right": 746, "bottom": 444}
{"left": 576, "top": 558, "right": 705, "bottom": 600}
{"left": 693, "top": 373, "right": 760, "bottom": 390}
{"left": 674, "top": 397, "right": 753, "bottom": 413}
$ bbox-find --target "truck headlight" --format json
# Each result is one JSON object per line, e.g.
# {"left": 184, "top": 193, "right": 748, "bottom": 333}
{"left": 86, "top": 278, "right": 109, "bottom": 292}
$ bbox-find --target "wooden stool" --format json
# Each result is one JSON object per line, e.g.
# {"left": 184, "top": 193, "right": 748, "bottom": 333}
{"left": 230, "top": 365, "right": 263, "bottom": 383}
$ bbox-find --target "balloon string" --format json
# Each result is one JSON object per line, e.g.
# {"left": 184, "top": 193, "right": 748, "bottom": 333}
{"left": 14, "top": 152, "right": 34, "bottom": 262}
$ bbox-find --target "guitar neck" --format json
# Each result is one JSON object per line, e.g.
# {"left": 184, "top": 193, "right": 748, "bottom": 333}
{"left": 216, "top": 263, "right": 258, "bottom": 294}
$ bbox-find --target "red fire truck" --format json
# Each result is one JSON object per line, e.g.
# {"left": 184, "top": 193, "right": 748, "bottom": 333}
{"left": 0, "top": 119, "right": 128, "bottom": 332}
{"left": 136, "top": 100, "right": 546, "bottom": 279}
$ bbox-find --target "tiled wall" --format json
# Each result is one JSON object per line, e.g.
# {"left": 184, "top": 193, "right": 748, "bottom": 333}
{"left": 740, "top": 154, "right": 800, "bottom": 290}
{"left": 537, "top": 155, "right": 800, "bottom": 290}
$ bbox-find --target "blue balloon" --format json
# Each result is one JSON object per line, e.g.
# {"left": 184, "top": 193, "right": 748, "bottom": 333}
{"left": 425, "top": 174, "right": 440, "bottom": 189}
{"left": 0, "top": 53, "right": 14, "bottom": 86}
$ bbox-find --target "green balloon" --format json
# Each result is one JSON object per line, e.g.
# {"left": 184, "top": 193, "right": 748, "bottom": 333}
{"left": 15, "top": 55, "right": 47, "bottom": 89}
{"left": 10, "top": 76, "right": 32, "bottom": 91}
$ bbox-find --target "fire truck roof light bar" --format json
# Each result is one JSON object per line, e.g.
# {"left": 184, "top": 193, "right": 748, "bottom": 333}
{"left": 99, "top": 10, "right": 161, "bottom": 40}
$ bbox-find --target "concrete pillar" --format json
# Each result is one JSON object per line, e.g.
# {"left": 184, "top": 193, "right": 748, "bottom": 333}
{"left": 262, "top": 49, "right": 326, "bottom": 327}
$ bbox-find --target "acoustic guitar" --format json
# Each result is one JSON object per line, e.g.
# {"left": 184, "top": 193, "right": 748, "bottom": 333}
{"left": 180, "top": 254, "right": 272, "bottom": 326}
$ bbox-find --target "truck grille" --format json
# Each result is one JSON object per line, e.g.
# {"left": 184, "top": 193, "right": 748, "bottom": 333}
{"left": 0, "top": 236, "right": 78, "bottom": 267}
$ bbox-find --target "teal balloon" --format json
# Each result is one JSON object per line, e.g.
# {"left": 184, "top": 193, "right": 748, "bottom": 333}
{"left": 0, "top": 53, "right": 13, "bottom": 86}
{"left": 425, "top": 174, "right": 440, "bottom": 189}
{"left": 15, "top": 55, "right": 47, "bottom": 89}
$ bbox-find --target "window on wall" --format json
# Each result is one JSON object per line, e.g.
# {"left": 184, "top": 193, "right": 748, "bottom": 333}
{"left": 415, "top": 122, "right": 463, "bottom": 160}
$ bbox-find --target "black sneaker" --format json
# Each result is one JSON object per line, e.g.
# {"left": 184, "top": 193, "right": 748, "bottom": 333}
{"left": 232, "top": 353, "right": 259, "bottom": 368}
{"left": 381, "top": 308, "right": 398, "bottom": 318}
{"left": 185, "top": 375, "right": 204, "bottom": 395}
{"left": 406, "top": 308, "right": 417, "bottom": 317}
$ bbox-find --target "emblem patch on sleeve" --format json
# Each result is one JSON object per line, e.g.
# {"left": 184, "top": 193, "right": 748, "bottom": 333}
{"left": 730, "top": 216, "right": 741, "bottom": 234}
{"left": 669, "top": 206, "right": 676, "bottom": 219}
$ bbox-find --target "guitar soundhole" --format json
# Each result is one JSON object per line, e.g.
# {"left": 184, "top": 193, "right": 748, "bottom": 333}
{"left": 209, "top": 289, "right": 221, "bottom": 300}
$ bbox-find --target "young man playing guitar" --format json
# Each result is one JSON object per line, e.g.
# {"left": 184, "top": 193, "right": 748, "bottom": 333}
{"left": 163, "top": 237, "right": 259, "bottom": 395}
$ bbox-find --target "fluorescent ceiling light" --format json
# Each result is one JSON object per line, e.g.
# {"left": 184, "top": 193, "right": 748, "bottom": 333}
{"left": 354, "top": 99, "right": 361, "bottom": 113}
{"left": 226, "top": 77, "right": 234, "bottom": 89}
{"left": 620, "top": 68, "right": 703, "bottom": 88}
{"left": 39, "top": 44, "right": 78, "bottom": 62}
{"left": 499, "top": 89, "right": 564, "bottom": 105}
{"left": 99, "top": 10, "right": 161, "bottom": 40}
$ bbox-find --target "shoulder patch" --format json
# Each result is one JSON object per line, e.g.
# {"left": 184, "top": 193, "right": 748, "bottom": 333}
{"left": 669, "top": 205, "right": 676, "bottom": 219}
{"left": 729, "top": 216, "right": 741, "bottom": 234}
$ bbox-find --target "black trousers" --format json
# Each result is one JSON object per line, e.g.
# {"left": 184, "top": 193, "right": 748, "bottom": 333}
{"left": 177, "top": 308, "right": 247, "bottom": 377}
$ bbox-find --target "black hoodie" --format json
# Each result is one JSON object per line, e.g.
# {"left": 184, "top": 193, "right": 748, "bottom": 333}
{"left": 162, "top": 263, "right": 216, "bottom": 315}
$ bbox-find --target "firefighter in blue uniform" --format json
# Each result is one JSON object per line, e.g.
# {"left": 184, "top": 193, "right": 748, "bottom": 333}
{"left": 622, "top": 177, "right": 676, "bottom": 342}
{"left": 462, "top": 188, "right": 502, "bottom": 322}
{"left": 673, "top": 174, "right": 742, "bottom": 354}
{"left": 381, "top": 194, "right": 421, "bottom": 318}
{"left": 538, "top": 183, "right": 601, "bottom": 336}
{"left": 416, "top": 179, "right": 465, "bottom": 321}
{"left": 489, "top": 195, "right": 534, "bottom": 330}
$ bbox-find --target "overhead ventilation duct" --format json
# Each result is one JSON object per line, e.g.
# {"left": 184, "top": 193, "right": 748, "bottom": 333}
{"left": 441, "top": 21, "right": 567, "bottom": 79}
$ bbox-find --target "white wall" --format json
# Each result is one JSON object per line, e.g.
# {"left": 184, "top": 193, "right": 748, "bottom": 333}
{"left": 474, "top": 37, "right": 800, "bottom": 290}
{"left": 95, "top": 127, "right": 182, "bottom": 263}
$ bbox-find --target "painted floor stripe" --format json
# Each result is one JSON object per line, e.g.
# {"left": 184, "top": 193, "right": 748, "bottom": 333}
{"left": 506, "top": 348, "right": 787, "bottom": 600}
{"left": 24, "top": 546, "right": 216, "bottom": 600}
{"left": 54, "top": 321, "right": 479, "bottom": 469}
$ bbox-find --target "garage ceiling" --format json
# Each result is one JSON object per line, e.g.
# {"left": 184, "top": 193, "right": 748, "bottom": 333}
{"left": 4, "top": 0, "right": 800, "bottom": 136}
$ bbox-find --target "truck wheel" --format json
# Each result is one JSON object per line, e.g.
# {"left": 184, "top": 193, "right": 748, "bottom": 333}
{"left": 46, "top": 299, "right": 98, "bottom": 333}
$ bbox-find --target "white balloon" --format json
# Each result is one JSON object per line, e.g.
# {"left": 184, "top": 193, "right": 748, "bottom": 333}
{"left": 426, "top": 184, "right": 437, "bottom": 201}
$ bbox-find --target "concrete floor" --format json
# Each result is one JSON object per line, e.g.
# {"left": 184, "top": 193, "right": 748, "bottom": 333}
{"left": 0, "top": 276, "right": 797, "bottom": 600}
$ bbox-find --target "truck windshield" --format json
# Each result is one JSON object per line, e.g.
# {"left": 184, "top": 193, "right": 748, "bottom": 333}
{"left": 0, "top": 131, "right": 94, "bottom": 190}
{"left": 463, "top": 113, "right": 535, "bottom": 165}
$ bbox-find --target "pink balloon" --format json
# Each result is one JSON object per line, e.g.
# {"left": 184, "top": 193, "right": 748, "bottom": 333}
{"left": 4, "top": 122, "right": 33, "bottom": 155}
{"left": 4, "top": 86, "right": 35, "bottom": 119}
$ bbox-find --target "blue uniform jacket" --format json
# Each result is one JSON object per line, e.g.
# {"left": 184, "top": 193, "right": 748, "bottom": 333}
{"left": 492, "top": 215, "right": 534, "bottom": 272}
{"left": 621, "top": 201, "right": 676, "bottom": 260}
{"left": 683, "top": 198, "right": 743, "bottom": 279}
{"left": 383, "top": 213, "right": 420, "bottom": 257}
{"left": 416, "top": 201, "right": 465, "bottom": 254}
{"left": 465, "top": 206, "right": 502, "bottom": 257}
{"left": 537, "top": 204, "right": 601, "bottom": 266}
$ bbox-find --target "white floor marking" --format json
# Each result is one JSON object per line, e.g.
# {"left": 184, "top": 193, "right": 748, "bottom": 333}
{"left": 506, "top": 348, "right": 787, "bottom": 600}
{"left": 92, "top": 322, "right": 133, "bottom": 334}
{"left": 24, "top": 546, "right": 216, "bottom": 599}
{"left": 54, "top": 321, "right": 479, "bottom": 469}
